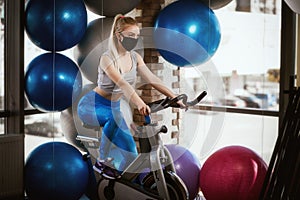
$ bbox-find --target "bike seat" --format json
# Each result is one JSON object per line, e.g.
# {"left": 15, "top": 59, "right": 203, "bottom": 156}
{"left": 76, "top": 123, "right": 102, "bottom": 150}
{"left": 82, "top": 123, "right": 103, "bottom": 131}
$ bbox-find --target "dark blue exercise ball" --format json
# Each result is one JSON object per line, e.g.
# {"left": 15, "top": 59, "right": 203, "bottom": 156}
{"left": 25, "top": 0, "right": 87, "bottom": 51}
{"left": 84, "top": 155, "right": 99, "bottom": 200}
{"left": 25, "top": 142, "right": 90, "bottom": 200}
{"left": 25, "top": 53, "right": 82, "bottom": 112}
{"left": 154, "top": 0, "right": 221, "bottom": 67}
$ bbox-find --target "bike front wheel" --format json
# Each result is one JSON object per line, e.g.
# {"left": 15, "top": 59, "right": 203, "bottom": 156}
{"left": 142, "top": 170, "right": 189, "bottom": 200}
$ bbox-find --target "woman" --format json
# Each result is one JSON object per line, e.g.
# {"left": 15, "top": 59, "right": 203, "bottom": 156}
{"left": 78, "top": 14, "right": 183, "bottom": 179}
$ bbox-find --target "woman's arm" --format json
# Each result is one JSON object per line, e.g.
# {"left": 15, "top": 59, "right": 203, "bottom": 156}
{"left": 135, "top": 52, "right": 177, "bottom": 99}
{"left": 100, "top": 55, "right": 150, "bottom": 115}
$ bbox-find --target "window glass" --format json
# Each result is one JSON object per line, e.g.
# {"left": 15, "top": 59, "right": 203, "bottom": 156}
{"left": 23, "top": 1, "right": 281, "bottom": 165}
{"left": 179, "top": 0, "right": 281, "bottom": 163}
{"left": 184, "top": 110, "right": 278, "bottom": 164}
{"left": 184, "top": 0, "right": 281, "bottom": 111}
{"left": 24, "top": 113, "right": 64, "bottom": 158}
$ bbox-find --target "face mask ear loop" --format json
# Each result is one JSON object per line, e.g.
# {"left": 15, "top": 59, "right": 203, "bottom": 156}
{"left": 119, "top": 32, "right": 124, "bottom": 42}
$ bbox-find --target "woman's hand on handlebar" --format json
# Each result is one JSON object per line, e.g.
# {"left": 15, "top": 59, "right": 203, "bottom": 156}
{"left": 177, "top": 100, "right": 188, "bottom": 110}
{"left": 138, "top": 103, "right": 151, "bottom": 116}
{"left": 171, "top": 94, "right": 188, "bottom": 110}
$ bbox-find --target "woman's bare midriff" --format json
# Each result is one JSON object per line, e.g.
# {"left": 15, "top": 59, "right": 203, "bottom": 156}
{"left": 93, "top": 87, "right": 122, "bottom": 101}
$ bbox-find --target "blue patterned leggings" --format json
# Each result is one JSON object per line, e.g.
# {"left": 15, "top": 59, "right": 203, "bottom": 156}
{"left": 77, "top": 91, "right": 138, "bottom": 171}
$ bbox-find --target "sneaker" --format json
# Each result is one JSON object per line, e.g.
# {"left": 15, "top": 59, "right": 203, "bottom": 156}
{"left": 93, "top": 158, "right": 121, "bottom": 180}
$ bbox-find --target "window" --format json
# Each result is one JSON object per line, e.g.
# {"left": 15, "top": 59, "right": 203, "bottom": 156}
{"left": 179, "top": 0, "right": 281, "bottom": 163}
{"left": 184, "top": 0, "right": 281, "bottom": 111}
{"left": 0, "top": 0, "right": 287, "bottom": 165}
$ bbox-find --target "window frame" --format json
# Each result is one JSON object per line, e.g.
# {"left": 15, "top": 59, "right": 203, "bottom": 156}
{"left": 0, "top": 0, "right": 24, "bottom": 134}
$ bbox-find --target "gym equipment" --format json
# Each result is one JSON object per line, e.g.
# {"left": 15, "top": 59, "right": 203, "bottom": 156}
{"left": 25, "top": 53, "right": 82, "bottom": 112}
{"left": 83, "top": 0, "right": 141, "bottom": 17}
{"left": 199, "top": 145, "right": 267, "bottom": 200}
{"left": 260, "top": 86, "right": 300, "bottom": 199}
{"left": 154, "top": 0, "right": 221, "bottom": 67}
{"left": 76, "top": 91, "right": 207, "bottom": 199}
{"left": 25, "top": 0, "right": 87, "bottom": 51}
{"left": 24, "top": 142, "right": 89, "bottom": 200}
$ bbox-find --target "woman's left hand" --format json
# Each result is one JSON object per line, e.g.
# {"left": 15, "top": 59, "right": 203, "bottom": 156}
{"left": 177, "top": 100, "right": 188, "bottom": 111}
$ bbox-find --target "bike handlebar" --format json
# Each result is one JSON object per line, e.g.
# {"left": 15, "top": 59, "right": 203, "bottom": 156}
{"left": 147, "top": 91, "right": 207, "bottom": 113}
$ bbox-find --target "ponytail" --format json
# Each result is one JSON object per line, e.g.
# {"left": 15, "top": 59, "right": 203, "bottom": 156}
{"left": 107, "top": 14, "right": 138, "bottom": 71}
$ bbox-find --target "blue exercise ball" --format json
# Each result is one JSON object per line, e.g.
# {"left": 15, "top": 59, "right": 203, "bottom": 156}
{"left": 25, "top": 53, "right": 82, "bottom": 112}
{"left": 25, "top": 0, "right": 87, "bottom": 51}
{"left": 154, "top": 0, "right": 221, "bottom": 66}
{"left": 165, "top": 144, "right": 201, "bottom": 200}
{"left": 25, "top": 142, "right": 90, "bottom": 200}
{"left": 84, "top": 155, "right": 99, "bottom": 200}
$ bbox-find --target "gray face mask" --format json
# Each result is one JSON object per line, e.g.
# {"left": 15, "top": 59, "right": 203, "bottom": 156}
{"left": 120, "top": 33, "right": 138, "bottom": 51}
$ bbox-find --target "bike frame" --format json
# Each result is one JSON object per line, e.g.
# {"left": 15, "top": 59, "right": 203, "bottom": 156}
{"left": 121, "top": 123, "right": 176, "bottom": 199}
{"left": 77, "top": 91, "right": 207, "bottom": 200}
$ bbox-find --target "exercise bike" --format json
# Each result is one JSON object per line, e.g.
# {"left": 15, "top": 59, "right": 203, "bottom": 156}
{"left": 77, "top": 91, "right": 207, "bottom": 200}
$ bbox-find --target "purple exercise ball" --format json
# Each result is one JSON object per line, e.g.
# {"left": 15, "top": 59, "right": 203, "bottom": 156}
{"left": 165, "top": 144, "right": 201, "bottom": 199}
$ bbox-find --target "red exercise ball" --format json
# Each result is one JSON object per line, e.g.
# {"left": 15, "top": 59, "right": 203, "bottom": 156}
{"left": 199, "top": 145, "right": 267, "bottom": 200}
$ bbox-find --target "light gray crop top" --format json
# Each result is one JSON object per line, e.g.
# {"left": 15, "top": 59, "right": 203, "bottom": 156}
{"left": 97, "top": 51, "right": 137, "bottom": 94}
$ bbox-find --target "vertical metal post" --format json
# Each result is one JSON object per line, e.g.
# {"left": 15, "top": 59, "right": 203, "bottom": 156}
{"left": 1, "top": 0, "right": 25, "bottom": 199}
{"left": 279, "top": 1, "right": 297, "bottom": 128}
{"left": 4, "top": 0, "right": 24, "bottom": 134}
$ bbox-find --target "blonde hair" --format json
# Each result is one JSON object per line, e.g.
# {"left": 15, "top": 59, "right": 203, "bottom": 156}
{"left": 107, "top": 14, "right": 138, "bottom": 71}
